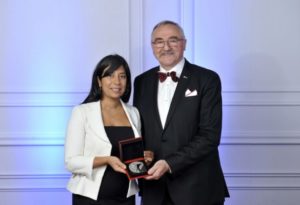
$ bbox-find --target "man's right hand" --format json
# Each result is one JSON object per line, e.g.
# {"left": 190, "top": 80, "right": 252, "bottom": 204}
{"left": 145, "top": 159, "right": 170, "bottom": 180}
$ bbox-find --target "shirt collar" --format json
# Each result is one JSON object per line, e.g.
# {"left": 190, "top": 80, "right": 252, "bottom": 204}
{"left": 159, "top": 58, "right": 185, "bottom": 78}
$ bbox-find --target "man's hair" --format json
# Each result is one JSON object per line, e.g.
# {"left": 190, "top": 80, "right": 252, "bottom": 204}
{"left": 151, "top": 20, "right": 186, "bottom": 40}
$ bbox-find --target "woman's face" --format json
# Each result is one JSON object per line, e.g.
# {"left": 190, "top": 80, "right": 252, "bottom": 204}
{"left": 98, "top": 66, "right": 127, "bottom": 101}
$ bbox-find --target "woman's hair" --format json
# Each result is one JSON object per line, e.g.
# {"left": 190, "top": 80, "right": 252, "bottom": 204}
{"left": 82, "top": 54, "right": 132, "bottom": 104}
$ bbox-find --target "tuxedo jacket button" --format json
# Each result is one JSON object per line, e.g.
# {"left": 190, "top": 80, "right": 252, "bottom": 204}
{"left": 161, "top": 138, "right": 167, "bottom": 142}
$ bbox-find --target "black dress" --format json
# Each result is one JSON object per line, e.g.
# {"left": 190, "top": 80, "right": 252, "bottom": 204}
{"left": 72, "top": 126, "right": 135, "bottom": 205}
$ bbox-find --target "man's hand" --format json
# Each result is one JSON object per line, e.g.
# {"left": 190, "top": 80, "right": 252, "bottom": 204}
{"left": 145, "top": 159, "right": 170, "bottom": 180}
{"left": 144, "top": 150, "right": 154, "bottom": 166}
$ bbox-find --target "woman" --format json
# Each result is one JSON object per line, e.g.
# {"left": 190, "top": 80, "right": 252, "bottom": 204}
{"left": 65, "top": 54, "right": 149, "bottom": 205}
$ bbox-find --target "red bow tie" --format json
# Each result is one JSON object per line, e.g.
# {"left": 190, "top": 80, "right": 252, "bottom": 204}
{"left": 158, "top": 71, "right": 179, "bottom": 82}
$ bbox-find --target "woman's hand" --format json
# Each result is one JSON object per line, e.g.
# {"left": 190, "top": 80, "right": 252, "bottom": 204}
{"left": 107, "top": 156, "right": 127, "bottom": 174}
{"left": 144, "top": 150, "right": 154, "bottom": 166}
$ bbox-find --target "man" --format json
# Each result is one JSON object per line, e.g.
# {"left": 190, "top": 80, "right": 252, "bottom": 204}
{"left": 133, "top": 20, "right": 229, "bottom": 205}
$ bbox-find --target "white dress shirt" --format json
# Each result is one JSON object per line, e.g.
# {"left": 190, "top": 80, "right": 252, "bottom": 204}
{"left": 157, "top": 58, "right": 185, "bottom": 128}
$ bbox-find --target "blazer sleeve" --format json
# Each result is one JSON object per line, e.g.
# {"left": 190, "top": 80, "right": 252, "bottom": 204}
{"left": 64, "top": 106, "right": 94, "bottom": 178}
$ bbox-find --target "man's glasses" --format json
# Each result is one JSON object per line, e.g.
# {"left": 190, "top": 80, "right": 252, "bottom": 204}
{"left": 152, "top": 37, "right": 184, "bottom": 48}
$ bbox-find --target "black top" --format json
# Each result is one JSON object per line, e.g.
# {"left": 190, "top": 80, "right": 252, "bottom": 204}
{"left": 98, "top": 126, "right": 134, "bottom": 200}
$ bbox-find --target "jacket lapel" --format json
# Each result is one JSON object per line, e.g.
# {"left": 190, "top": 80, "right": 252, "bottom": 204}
{"left": 88, "top": 101, "right": 111, "bottom": 143}
{"left": 164, "top": 62, "right": 191, "bottom": 130}
{"left": 121, "top": 100, "right": 140, "bottom": 138}
{"left": 151, "top": 68, "right": 164, "bottom": 131}
{"left": 88, "top": 100, "right": 142, "bottom": 142}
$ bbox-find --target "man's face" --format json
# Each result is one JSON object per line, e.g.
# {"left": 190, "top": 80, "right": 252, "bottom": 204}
{"left": 151, "top": 24, "right": 186, "bottom": 70}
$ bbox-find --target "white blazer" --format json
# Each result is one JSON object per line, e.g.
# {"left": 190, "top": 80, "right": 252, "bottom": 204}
{"left": 64, "top": 100, "right": 141, "bottom": 200}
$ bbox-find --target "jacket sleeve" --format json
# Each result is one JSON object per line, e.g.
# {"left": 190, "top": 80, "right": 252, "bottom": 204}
{"left": 64, "top": 106, "right": 94, "bottom": 178}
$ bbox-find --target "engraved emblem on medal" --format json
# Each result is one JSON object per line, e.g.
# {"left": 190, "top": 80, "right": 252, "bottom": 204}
{"left": 128, "top": 161, "right": 147, "bottom": 174}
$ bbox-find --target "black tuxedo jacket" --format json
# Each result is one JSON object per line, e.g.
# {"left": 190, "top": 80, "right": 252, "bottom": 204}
{"left": 133, "top": 60, "right": 229, "bottom": 205}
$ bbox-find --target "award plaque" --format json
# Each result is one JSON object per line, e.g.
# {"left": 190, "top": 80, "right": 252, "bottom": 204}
{"left": 119, "top": 137, "right": 148, "bottom": 180}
